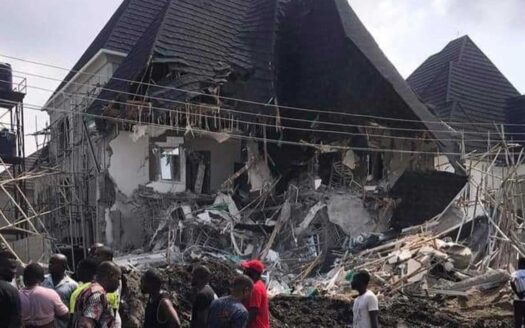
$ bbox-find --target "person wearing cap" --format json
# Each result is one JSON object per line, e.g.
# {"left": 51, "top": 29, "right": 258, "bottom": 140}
{"left": 241, "top": 260, "right": 269, "bottom": 328}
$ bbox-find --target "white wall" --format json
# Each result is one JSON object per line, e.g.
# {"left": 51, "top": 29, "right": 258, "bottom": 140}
{"left": 47, "top": 50, "right": 125, "bottom": 159}
{"left": 105, "top": 130, "right": 242, "bottom": 249}
{"left": 108, "top": 131, "right": 150, "bottom": 197}
{"left": 434, "top": 155, "right": 525, "bottom": 219}
{"left": 185, "top": 136, "right": 242, "bottom": 192}
{"left": 108, "top": 130, "right": 189, "bottom": 196}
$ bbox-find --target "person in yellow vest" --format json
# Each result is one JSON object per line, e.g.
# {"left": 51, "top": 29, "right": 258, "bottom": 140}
{"left": 70, "top": 258, "right": 98, "bottom": 314}
{"left": 92, "top": 246, "right": 122, "bottom": 328}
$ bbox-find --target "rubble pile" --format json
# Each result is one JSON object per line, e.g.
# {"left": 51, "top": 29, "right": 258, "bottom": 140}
{"left": 113, "top": 158, "right": 519, "bottom": 327}
{"left": 119, "top": 257, "right": 514, "bottom": 328}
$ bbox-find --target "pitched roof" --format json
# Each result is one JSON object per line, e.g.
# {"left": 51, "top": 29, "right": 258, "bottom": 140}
{"left": 333, "top": 0, "right": 457, "bottom": 140}
{"left": 274, "top": 0, "right": 460, "bottom": 159}
{"left": 91, "top": 0, "right": 279, "bottom": 114}
{"left": 78, "top": 0, "right": 459, "bottom": 163}
{"left": 53, "top": 0, "right": 169, "bottom": 95}
{"left": 407, "top": 36, "right": 520, "bottom": 151}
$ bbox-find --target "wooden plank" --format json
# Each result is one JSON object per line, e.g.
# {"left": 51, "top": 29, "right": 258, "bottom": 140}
{"left": 194, "top": 163, "right": 205, "bottom": 194}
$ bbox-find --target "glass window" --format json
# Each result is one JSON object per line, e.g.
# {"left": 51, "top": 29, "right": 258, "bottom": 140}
{"left": 159, "top": 147, "right": 181, "bottom": 181}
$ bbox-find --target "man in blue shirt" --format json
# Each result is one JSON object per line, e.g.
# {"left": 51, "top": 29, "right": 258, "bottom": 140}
{"left": 42, "top": 254, "right": 78, "bottom": 328}
{"left": 207, "top": 275, "right": 253, "bottom": 328}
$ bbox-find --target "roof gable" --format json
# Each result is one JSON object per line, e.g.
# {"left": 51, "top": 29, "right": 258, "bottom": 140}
{"left": 82, "top": 0, "right": 459, "bottom": 164}
{"left": 407, "top": 36, "right": 519, "bottom": 123}
{"left": 407, "top": 36, "right": 520, "bottom": 152}
{"left": 91, "top": 0, "right": 280, "bottom": 113}
{"left": 53, "top": 0, "right": 169, "bottom": 95}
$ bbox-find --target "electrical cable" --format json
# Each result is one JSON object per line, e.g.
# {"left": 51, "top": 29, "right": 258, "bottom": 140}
{"left": 1, "top": 97, "right": 520, "bottom": 157}
{"left": 1, "top": 53, "right": 521, "bottom": 127}
{"left": 0, "top": 74, "right": 518, "bottom": 140}
{"left": 3, "top": 80, "right": 475, "bottom": 143}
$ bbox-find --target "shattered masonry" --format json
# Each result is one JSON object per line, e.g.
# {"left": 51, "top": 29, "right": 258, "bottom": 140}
{"left": 1, "top": 0, "right": 525, "bottom": 327}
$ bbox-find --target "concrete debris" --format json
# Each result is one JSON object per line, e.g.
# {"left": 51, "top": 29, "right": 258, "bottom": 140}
{"left": 440, "top": 269, "right": 510, "bottom": 292}
{"left": 327, "top": 194, "right": 376, "bottom": 237}
{"left": 295, "top": 202, "right": 325, "bottom": 236}
{"left": 246, "top": 141, "right": 273, "bottom": 192}
{"left": 39, "top": 134, "right": 521, "bottom": 327}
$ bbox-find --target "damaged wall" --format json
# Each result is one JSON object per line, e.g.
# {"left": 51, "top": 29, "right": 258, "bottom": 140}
{"left": 382, "top": 138, "right": 436, "bottom": 187}
{"left": 435, "top": 155, "right": 525, "bottom": 219}
{"left": 327, "top": 194, "right": 378, "bottom": 236}
{"left": 108, "top": 131, "right": 152, "bottom": 197}
{"left": 102, "top": 129, "right": 242, "bottom": 249}
{"left": 184, "top": 136, "right": 241, "bottom": 192}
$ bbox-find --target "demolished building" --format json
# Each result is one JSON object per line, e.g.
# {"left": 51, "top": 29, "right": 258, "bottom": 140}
{"left": 26, "top": 0, "right": 471, "bottom": 267}
{"left": 407, "top": 35, "right": 525, "bottom": 269}
{"left": 1, "top": 3, "right": 524, "bottom": 326}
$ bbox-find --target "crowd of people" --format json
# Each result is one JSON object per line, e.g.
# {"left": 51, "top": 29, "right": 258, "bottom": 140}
{"left": 0, "top": 246, "right": 274, "bottom": 328}
{"left": 0, "top": 239, "right": 396, "bottom": 328}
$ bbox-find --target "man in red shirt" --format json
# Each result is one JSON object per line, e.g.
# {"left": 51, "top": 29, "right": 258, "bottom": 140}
{"left": 241, "top": 260, "right": 270, "bottom": 328}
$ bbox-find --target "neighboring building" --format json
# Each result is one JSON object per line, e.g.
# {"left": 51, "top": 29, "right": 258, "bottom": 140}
{"left": 408, "top": 35, "right": 521, "bottom": 152}
{"left": 34, "top": 0, "right": 464, "bottom": 251}
{"left": 408, "top": 35, "right": 525, "bottom": 219}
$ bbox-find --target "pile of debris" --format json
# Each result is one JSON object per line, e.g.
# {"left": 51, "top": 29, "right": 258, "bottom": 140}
{"left": 112, "top": 149, "right": 522, "bottom": 327}
{"left": 118, "top": 255, "right": 514, "bottom": 328}
{"left": 115, "top": 190, "right": 516, "bottom": 327}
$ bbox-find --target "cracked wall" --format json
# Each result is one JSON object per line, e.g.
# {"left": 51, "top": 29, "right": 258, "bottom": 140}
{"left": 103, "top": 129, "right": 242, "bottom": 249}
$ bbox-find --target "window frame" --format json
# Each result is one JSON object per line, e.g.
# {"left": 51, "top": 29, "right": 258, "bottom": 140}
{"left": 157, "top": 146, "right": 183, "bottom": 182}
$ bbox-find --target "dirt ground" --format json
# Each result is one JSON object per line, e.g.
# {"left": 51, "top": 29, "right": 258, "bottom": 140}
{"left": 270, "top": 295, "right": 353, "bottom": 327}
{"left": 270, "top": 296, "right": 513, "bottom": 328}
{"left": 120, "top": 261, "right": 514, "bottom": 328}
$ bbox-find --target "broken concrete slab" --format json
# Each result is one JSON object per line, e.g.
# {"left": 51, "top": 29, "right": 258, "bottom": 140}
{"left": 327, "top": 194, "right": 376, "bottom": 237}
{"left": 443, "top": 269, "right": 510, "bottom": 292}
{"left": 295, "top": 202, "right": 326, "bottom": 236}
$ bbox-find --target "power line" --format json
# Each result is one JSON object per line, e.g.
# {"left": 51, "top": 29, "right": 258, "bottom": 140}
{"left": 4, "top": 70, "right": 449, "bottom": 135}
{"left": 0, "top": 53, "right": 518, "bottom": 127}
{"left": 5, "top": 81, "right": 472, "bottom": 143}
{"left": 0, "top": 80, "right": 520, "bottom": 147}
{"left": 6, "top": 98, "right": 520, "bottom": 157}
{"left": 1, "top": 72, "right": 518, "bottom": 139}
{"left": 2, "top": 81, "right": 518, "bottom": 144}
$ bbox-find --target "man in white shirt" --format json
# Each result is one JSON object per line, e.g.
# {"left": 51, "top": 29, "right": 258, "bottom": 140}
{"left": 511, "top": 257, "right": 525, "bottom": 327}
{"left": 351, "top": 270, "right": 379, "bottom": 328}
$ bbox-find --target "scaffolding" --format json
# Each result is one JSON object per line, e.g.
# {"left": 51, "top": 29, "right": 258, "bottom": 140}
{"left": 29, "top": 87, "right": 102, "bottom": 267}
{"left": 0, "top": 77, "right": 102, "bottom": 267}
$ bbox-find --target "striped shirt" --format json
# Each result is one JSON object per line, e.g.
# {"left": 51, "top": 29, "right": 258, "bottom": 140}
{"left": 71, "top": 282, "right": 115, "bottom": 328}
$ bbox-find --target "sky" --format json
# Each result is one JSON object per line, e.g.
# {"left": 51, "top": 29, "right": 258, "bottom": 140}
{"left": 0, "top": 0, "right": 524, "bottom": 155}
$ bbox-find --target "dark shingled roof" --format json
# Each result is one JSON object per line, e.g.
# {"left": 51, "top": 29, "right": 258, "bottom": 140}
{"left": 407, "top": 35, "right": 520, "bottom": 152}
{"left": 53, "top": 0, "right": 169, "bottom": 95}
{"left": 90, "top": 0, "right": 279, "bottom": 115}
{"left": 57, "top": 0, "right": 461, "bottom": 164}
{"left": 507, "top": 95, "right": 525, "bottom": 146}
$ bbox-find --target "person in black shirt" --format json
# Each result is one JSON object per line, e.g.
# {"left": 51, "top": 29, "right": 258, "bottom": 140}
{"left": 0, "top": 250, "right": 21, "bottom": 328}
{"left": 141, "top": 269, "right": 181, "bottom": 328}
{"left": 191, "top": 265, "right": 217, "bottom": 328}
